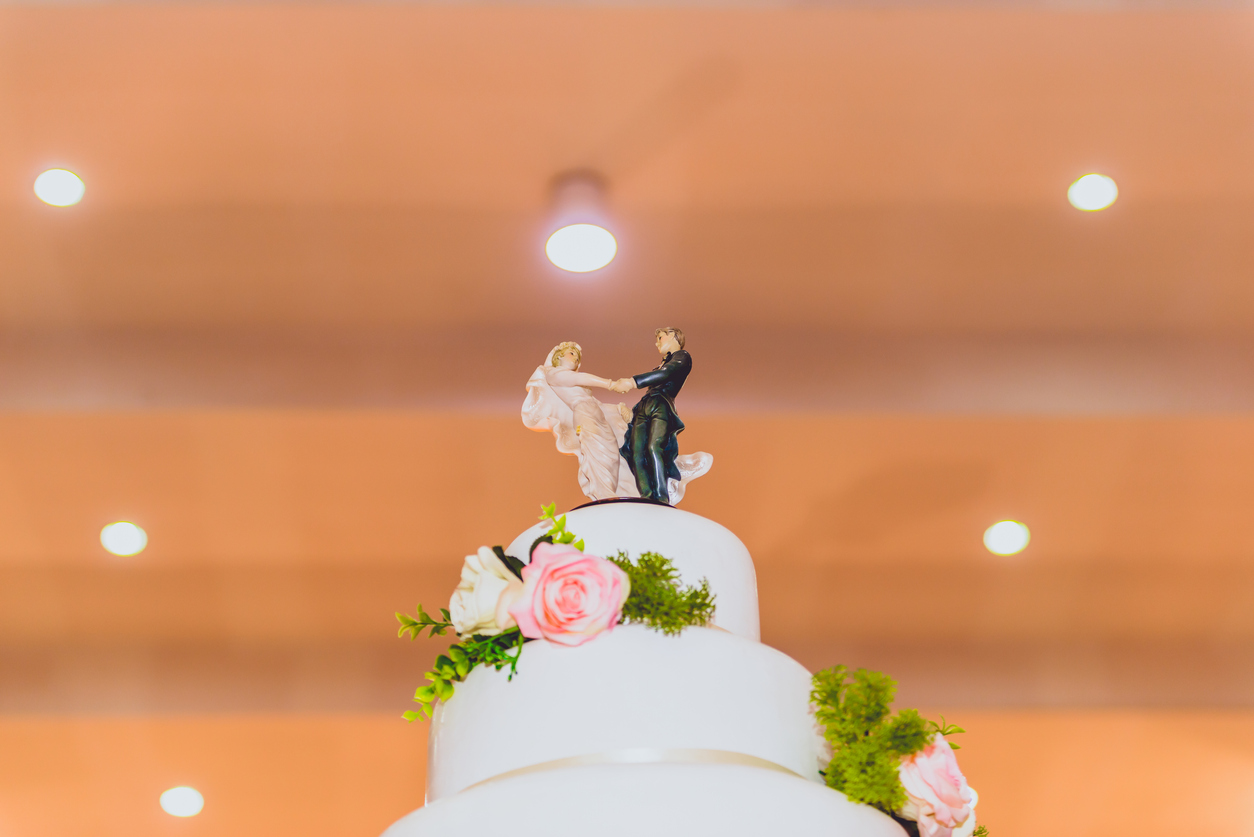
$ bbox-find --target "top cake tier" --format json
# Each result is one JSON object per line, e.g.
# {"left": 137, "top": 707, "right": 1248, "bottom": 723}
{"left": 505, "top": 501, "right": 761, "bottom": 641}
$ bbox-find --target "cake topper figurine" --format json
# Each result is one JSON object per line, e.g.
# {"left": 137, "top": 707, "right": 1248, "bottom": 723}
{"left": 522, "top": 341, "right": 634, "bottom": 501}
{"left": 610, "top": 327, "right": 703, "bottom": 505}
{"left": 522, "top": 330, "right": 711, "bottom": 505}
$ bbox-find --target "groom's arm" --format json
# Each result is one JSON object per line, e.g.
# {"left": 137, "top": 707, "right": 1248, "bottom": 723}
{"left": 631, "top": 351, "right": 691, "bottom": 389}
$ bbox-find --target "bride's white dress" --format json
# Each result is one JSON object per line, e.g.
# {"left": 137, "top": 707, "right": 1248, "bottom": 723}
{"left": 521, "top": 354, "right": 712, "bottom": 505}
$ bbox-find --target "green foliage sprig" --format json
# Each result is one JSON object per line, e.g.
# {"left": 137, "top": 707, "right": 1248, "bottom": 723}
{"left": 396, "top": 603, "right": 453, "bottom": 640}
{"left": 811, "top": 666, "right": 934, "bottom": 814}
{"left": 932, "top": 716, "right": 966, "bottom": 750}
{"left": 532, "top": 503, "right": 585, "bottom": 553}
{"left": 401, "top": 628, "right": 526, "bottom": 722}
{"left": 608, "top": 551, "right": 716, "bottom": 634}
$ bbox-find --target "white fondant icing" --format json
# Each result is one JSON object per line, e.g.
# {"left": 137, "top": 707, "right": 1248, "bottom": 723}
{"left": 426, "top": 625, "right": 826, "bottom": 800}
{"left": 387, "top": 763, "right": 907, "bottom": 837}
{"left": 505, "top": 501, "right": 760, "bottom": 640}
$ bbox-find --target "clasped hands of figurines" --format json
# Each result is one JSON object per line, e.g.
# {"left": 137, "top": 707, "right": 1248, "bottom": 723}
{"left": 521, "top": 330, "right": 712, "bottom": 506}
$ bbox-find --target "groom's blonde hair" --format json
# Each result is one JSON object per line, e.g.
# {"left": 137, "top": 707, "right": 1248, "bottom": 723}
{"left": 655, "top": 327, "right": 685, "bottom": 349}
{"left": 550, "top": 342, "right": 582, "bottom": 367}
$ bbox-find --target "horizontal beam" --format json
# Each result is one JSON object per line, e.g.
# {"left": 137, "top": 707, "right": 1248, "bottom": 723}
{"left": 2, "top": 637, "right": 1250, "bottom": 712}
{"left": 3, "top": 561, "right": 1251, "bottom": 709}
{"left": 3, "top": 328, "right": 1254, "bottom": 412}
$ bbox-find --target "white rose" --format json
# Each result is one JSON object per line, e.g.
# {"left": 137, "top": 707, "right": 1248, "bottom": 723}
{"left": 449, "top": 547, "right": 524, "bottom": 638}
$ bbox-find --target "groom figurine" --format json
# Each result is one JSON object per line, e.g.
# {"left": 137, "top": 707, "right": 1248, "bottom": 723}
{"left": 611, "top": 328, "right": 691, "bottom": 504}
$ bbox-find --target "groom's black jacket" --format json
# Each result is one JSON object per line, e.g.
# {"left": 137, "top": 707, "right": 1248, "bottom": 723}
{"left": 620, "top": 350, "right": 691, "bottom": 483}
{"left": 631, "top": 350, "right": 691, "bottom": 402}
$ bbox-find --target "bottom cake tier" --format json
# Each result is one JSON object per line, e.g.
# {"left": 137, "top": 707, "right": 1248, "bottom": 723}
{"left": 383, "top": 762, "right": 907, "bottom": 836}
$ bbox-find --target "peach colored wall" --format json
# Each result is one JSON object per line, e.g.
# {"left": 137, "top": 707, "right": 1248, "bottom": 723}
{"left": 1, "top": 411, "right": 1251, "bottom": 834}
{"left": 2, "top": 711, "right": 1251, "bottom": 837}
{"left": 951, "top": 710, "right": 1254, "bottom": 837}
{"left": 2, "top": 411, "right": 1254, "bottom": 568}
{"left": 2, "top": 412, "right": 1251, "bottom": 649}
{"left": 0, "top": 715, "right": 425, "bottom": 837}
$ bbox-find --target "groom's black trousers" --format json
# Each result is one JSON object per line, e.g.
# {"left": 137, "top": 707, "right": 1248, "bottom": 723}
{"left": 628, "top": 396, "right": 672, "bottom": 504}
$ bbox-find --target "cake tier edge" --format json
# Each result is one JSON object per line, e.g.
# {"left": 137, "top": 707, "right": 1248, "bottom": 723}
{"left": 388, "top": 763, "right": 906, "bottom": 837}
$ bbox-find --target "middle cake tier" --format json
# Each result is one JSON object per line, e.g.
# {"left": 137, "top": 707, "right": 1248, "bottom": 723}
{"left": 426, "top": 624, "right": 828, "bottom": 800}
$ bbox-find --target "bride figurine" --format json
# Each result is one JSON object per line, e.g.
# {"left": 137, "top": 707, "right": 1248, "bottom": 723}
{"left": 522, "top": 341, "right": 711, "bottom": 504}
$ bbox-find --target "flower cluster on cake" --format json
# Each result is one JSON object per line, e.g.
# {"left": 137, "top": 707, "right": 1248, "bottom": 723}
{"left": 382, "top": 331, "right": 985, "bottom": 837}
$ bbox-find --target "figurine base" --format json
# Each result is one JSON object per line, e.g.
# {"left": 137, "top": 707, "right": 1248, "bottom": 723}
{"left": 572, "top": 496, "right": 676, "bottom": 511}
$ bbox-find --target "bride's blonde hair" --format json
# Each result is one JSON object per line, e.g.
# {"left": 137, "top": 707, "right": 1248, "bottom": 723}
{"left": 550, "top": 342, "right": 582, "bottom": 367}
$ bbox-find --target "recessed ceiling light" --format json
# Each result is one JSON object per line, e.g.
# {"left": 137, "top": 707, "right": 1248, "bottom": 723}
{"left": 33, "top": 169, "right": 85, "bottom": 206}
{"left": 100, "top": 521, "right": 147, "bottom": 556}
{"left": 160, "top": 787, "right": 204, "bottom": 817}
{"left": 1068, "top": 173, "right": 1118, "bottom": 211}
{"left": 545, "top": 224, "right": 617, "bottom": 273}
{"left": 983, "top": 520, "right": 1030, "bottom": 556}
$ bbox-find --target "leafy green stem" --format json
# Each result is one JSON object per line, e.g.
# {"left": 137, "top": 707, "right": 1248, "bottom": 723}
{"left": 396, "top": 603, "right": 453, "bottom": 640}
{"left": 402, "top": 628, "right": 528, "bottom": 722}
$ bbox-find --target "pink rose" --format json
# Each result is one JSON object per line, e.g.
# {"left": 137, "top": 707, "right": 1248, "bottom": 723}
{"left": 507, "top": 542, "right": 630, "bottom": 647}
{"left": 898, "top": 733, "right": 979, "bottom": 837}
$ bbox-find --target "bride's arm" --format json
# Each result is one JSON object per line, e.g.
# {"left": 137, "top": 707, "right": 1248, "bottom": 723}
{"left": 547, "top": 368, "right": 613, "bottom": 389}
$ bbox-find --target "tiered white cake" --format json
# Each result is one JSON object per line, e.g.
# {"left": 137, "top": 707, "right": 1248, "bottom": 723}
{"left": 383, "top": 502, "right": 906, "bottom": 837}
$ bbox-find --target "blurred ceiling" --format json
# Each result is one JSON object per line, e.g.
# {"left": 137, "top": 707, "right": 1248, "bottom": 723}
{"left": 2, "top": 3, "right": 1252, "bottom": 711}
{"left": 2, "top": 6, "right": 1254, "bottom": 336}
{"left": 6, "top": 5, "right": 1254, "bottom": 409}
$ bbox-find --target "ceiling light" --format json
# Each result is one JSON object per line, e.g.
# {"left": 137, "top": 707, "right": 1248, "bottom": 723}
{"left": 33, "top": 169, "right": 85, "bottom": 206}
{"left": 100, "top": 521, "right": 147, "bottom": 556}
{"left": 160, "top": 787, "right": 204, "bottom": 817}
{"left": 546, "top": 224, "right": 617, "bottom": 272}
{"left": 1068, "top": 174, "right": 1117, "bottom": 211}
{"left": 983, "top": 520, "right": 1030, "bottom": 556}
{"left": 545, "top": 170, "right": 616, "bottom": 273}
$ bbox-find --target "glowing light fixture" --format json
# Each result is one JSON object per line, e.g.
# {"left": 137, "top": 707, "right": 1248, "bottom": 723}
{"left": 1068, "top": 173, "right": 1118, "bottom": 211}
{"left": 983, "top": 520, "right": 1030, "bottom": 556}
{"left": 100, "top": 521, "right": 147, "bottom": 556}
{"left": 160, "top": 787, "right": 204, "bottom": 817}
{"left": 546, "top": 224, "right": 617, "bottom": 272}
{"left": 33, "top": 169, "right": 85, "bottom": 206}
{"left": 545, "top": 170, "right": 616, "bottom": 273}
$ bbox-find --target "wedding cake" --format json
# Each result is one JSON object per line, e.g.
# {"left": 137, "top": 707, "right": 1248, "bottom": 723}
{"left": 384, "top": 501, "right": 907, "bottom": 836}
{"left": 382, "top": 332, "right": 981, "bottom": 837}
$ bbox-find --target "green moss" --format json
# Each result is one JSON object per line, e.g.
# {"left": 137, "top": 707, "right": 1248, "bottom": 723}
{"left": 882, "top": 709, "right": 931, "bottom": 757}
{"left": 811, "top": 667, "right": 936, "bottom": 814}
{"left": 608, "top": 551, "right": 716, "bottom": 635}
{"left": 828, "top": 737, "right": 908, "bottom": 813}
